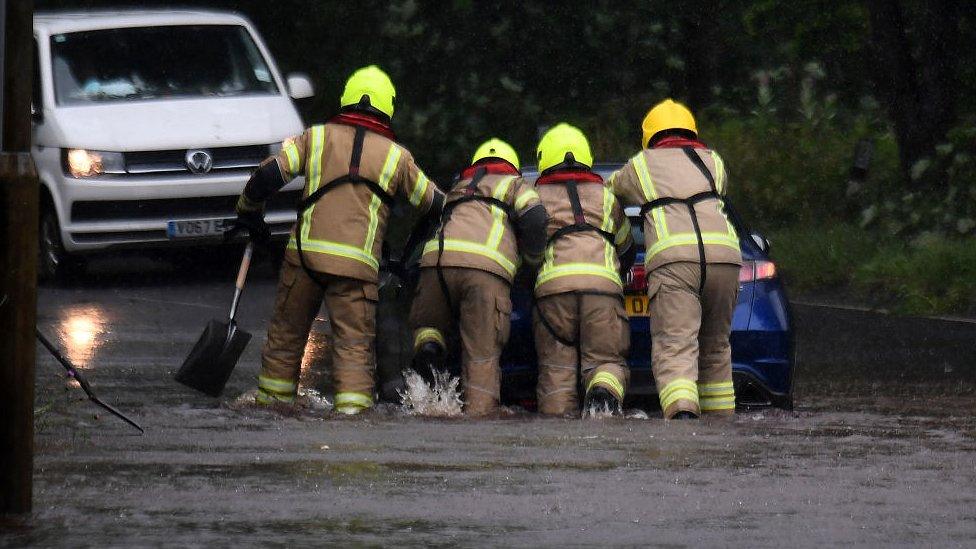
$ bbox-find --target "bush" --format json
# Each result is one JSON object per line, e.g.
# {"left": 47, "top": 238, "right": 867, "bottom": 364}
{"left": 853, "top": 235, "right": 976, "bottom": 315}
{"left": 767, "top": 223, "right": 879, "bottom": 293}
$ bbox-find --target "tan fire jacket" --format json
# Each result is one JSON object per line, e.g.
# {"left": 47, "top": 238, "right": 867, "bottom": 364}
{"left": 420, "top": 170, "right": 541, "bottom": 283}
{"left": 534, "top": 176, "right": 633, "bottom": 298}
{"left": 607, "top": 147, "right": 742, "bottom": 272}
{"left": 273, "top": 123, "right": 440, "bottom": 283}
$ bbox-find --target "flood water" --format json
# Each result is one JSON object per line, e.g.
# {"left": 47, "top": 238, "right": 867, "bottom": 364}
{"left": 5, "top": 253, "right": 975, "bottom": 546}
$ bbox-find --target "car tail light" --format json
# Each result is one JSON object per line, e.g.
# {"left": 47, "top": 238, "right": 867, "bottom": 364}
{"left": 739, "top": 260, "right": 776, "bottom": 283}
{"left": 626, "top": 263, "right": 647, "bottom": 292}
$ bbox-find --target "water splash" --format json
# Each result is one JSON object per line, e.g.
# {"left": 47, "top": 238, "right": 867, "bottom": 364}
{"left": 582, "top": 401, "right": 616, "bottom": 419}
{"left": 398, "top": 369, "right": 463, "bottom": 418}
{"left": 228, "top": 388, "right": 333, "bottom": 415}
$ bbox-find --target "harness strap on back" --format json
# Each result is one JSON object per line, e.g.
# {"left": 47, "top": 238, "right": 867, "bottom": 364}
{"left": 293, "top": 126, "right": 396, "bottom": 288}
{"left": 638, "top": 147, "right": 729, "bottom": 294}
{"left": 435, "top": 167, "right": 519, "bottom": 314}
{"left": 546, "top": 179, "right": 616, "bottom": 248}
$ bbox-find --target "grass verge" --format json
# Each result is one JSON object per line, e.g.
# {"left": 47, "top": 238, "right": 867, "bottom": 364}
{"left": 768, "top": 224, "right": 976, "bottom": 316}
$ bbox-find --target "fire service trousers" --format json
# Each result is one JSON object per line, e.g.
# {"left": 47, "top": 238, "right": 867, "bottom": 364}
{"left": 533, "top": 292, "right": 630, "bottom": 416}
{"left": 409, "top": 267, "right": 512, "bottom": 416}
{"left": 258, "top": 260, "right": 378, "bottom": 414}
{"left": 647, "top": 261, "right": 739, "bottom": 418}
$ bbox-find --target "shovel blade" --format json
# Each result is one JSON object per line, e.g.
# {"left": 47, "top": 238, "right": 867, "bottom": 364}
{"left": 175, "top": 319, "right": 252, "bottom": 397}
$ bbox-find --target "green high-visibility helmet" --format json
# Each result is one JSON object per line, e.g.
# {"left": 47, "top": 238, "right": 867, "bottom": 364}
{"left": 340, "top": 65, "right": 396, "bottom": 119}
{"left": 536, "top": 123, "right": 593, "bottom": 172}
{"left": 471, "top": 138, "right": 520, "bottom": 170}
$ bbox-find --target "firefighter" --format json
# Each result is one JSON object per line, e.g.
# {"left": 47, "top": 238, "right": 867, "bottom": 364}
{"left": 532, "top": 124, "right": 636, "bottom": 417}
{"left": 409, "top": 138, "right": 547, "bottom": 416}
{"left": 232, "top": 65, "right": 443, "bottom": 415}
{"left": 606, "top": 99, "right": 742, "bottom": 419}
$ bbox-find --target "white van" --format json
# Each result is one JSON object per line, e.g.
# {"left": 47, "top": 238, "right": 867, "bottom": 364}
{"left": 32, "top": 10, "right": 311, "bottom": 280}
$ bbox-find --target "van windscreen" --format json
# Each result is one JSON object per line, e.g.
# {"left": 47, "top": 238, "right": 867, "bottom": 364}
{"left": 50, "top": 25, "right": 279, "bottom": 105}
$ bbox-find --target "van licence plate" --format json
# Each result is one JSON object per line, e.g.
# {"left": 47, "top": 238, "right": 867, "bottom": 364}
{"left": 625, "top": 295, "right": 650, "bottom": 317}
{"left": 166, "top": 219, "right": 230, "bottom": 239}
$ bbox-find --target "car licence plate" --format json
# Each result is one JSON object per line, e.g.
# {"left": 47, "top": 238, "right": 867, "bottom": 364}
{"left": 625, "top": 295, "right": 650, "bottom": 317}
{"left": 166, "top": 218, "right": 230, "bottom": 239}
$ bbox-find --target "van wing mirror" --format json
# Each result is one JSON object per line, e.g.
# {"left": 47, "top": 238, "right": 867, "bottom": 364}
{"left": 286, "top": 73, "right": 314, "bottom": 100}
{"left": 750, "top": 232, "right": 770, "bottom": 254}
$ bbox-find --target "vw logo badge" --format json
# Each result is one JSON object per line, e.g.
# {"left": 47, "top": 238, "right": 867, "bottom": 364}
{"left": 185, "top": 149, "right": 213, "bottom": 174}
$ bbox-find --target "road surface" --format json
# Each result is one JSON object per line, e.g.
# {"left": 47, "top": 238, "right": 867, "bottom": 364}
{"left": 2, "top": 252, "right": 974, "bottom": 547}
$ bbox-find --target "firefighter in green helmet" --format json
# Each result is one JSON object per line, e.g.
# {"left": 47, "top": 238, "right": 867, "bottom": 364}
{"left": 231, "top": 65, "right": 444, "bottom": 415}
{"left": 409, "top": 138, "right": 548, "bottom": 416}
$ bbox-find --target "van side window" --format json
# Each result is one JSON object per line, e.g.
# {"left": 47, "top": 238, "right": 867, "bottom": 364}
{"left": 32, "top": 39, "right": 42, "bottom": 117}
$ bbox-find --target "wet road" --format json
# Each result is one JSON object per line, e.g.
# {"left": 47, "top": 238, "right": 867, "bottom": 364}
{"left": 3, "top": 253, "right": 976, "bottom": 547}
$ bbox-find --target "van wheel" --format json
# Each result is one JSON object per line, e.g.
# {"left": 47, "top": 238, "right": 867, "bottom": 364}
{"left": 39, "top": 207, "right": 84, "bottom": 283}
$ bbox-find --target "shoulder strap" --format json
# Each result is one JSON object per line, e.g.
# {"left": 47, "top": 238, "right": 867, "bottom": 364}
{"left": 292, "top": 126, "right": 395, "bottom": 289}
{"left": 440, "top": 169, "right": 515, "bottom": 222}
{"left": 547, "top": 179, "right": 615, "bottom": 246}
{"left": 681, "top": 146, "right": 717, "bottom": 194}
{"left": 565, "top": 180, "right": 587, "bottom": 225}
{"left": 680, "top": 146, "right": 752, "bottom": 239}
{"left": 298, "top": 126, "right": 396, "bottom": 211}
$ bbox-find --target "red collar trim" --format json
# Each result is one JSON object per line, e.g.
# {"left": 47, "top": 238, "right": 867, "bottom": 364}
{"left": 329, "top": 112, "right": 396, "bottom": 141}
{"left": 652, "top": 136, "right": 708, "bottom": 149}
{"left": 536, "top": 170, "right": 604, "bottom": 185}
{"left": 460, "top": 160, "right": 520, "bottom": 179}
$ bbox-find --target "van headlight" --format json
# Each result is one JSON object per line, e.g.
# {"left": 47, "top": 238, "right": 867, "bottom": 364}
{"left": 63, "top": 149, "right": 125, "bottom": 177}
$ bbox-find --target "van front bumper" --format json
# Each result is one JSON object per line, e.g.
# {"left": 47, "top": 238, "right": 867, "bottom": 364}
{"left": 57, "top": 171, "right": 304, "bottom": 253}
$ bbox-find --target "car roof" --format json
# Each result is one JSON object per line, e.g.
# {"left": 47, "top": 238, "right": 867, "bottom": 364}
{"left": 34, "top": 9, "right": 251, "bottom": 35}
{"left": 520, "top": 162, "right": 624, "bottom": 179}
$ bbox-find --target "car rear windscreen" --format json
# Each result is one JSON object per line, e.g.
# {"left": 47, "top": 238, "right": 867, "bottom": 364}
{"left": 50, "top": 25, "right": 279, "bottom": 105}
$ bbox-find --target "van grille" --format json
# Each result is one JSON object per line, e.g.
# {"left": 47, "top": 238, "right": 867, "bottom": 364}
{"left": 124, "top": 144, "right": 271, "bottom": 174}
{"left": 71, "top": 190, "right": 300, "bottom": 222}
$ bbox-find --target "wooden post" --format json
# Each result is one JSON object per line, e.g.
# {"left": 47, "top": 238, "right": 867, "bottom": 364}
{"left": 0, "top": 0, "right": 36, "bottom": 515}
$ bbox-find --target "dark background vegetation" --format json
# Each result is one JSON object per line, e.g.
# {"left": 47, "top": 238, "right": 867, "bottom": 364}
{"left": 35, "top": 1, "right": 976, "bottom": 314}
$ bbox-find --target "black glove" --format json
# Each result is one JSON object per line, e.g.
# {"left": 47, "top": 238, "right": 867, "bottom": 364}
{"left": 224, "top": 195, "right": 271, "bottom": 244}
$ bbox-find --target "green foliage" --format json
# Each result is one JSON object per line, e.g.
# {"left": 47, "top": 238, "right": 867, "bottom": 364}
{"left": 702, "top": 64, "right": 900, "bottom": 232}
{"left": 853, "top": 235, "right": 976, "bottom": 316}
{"left": 860, "top": 121, "right": 976, "bottom": 237}
{"left": 770, "top": 224, "right": 976, "bottom": 316}
{"left": 766, "top": 223, "right": 878, "bottom": 293}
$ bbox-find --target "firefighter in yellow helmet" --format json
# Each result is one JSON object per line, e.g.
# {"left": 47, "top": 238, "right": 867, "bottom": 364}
{"left": 231, "top": 65, "right": 444, "bottom": 415}
{"left": 409, "top": 138, "right": 547, "bottom": 416}
{"left": 607, "top": 99, "right": 743, "bottom": 419}
{"left": 533, "top": 124, "right": 635, "bottom": 417}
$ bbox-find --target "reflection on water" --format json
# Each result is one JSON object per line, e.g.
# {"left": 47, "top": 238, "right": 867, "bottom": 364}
{"left": 58, "top": 304, "right": 108, "bottom": 368}
{"left": 299, "top": 327, "right": 331, "bottom": 391}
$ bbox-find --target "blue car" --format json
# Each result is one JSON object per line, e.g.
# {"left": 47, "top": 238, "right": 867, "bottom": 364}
{"left": 380, "top": 164, "right": 795, "bottom": 410}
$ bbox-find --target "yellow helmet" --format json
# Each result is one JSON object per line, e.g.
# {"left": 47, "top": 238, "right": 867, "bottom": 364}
{"left": 340, "top": 65, "right": 396, "bottom": 119}
{"left": 471, "top": 138, "right": 520, "bottom": 170}
{"left": 641, "top": 99, "right": 697, "bottom": 147}
{"left": 536, "top": 123, "right": 593, "bottom": 172}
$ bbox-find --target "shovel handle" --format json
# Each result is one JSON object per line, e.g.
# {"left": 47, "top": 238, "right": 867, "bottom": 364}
{"left": 236, "top": 242, "right": 254, "bottom": 291}
{"left": 228, "top": 242, "right": 254, "bottom": 322}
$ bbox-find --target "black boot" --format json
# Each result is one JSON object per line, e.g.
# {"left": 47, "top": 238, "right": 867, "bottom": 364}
{"left": 671, "top": 410, "right": 699, "bottom": 420}
{"left": 583, "top": 386, "right": 622, "bottom": 417}
{"left": 412, "top": 341, "right": 445, "bottom": 384}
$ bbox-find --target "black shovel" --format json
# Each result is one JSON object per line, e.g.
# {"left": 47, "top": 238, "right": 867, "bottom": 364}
{"left": 175, "top": 242, "right": 254, "bottom": 396}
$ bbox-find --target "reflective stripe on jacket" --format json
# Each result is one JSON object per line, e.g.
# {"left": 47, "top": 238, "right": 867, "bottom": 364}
{"left": 419, "top": 171, "right": 540, "bottom": 282}
{"left": 534, "top": 180, "right": 633, "bottom": 298}
{"left": 276, "top": 123, "right": 439, "bottom": 282}
{"left": 608, "top": 148, "right": 741, "bottom": 272}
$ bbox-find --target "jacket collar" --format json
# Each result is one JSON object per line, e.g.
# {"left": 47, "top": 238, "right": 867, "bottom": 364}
{"left": 652, "top": 135, "right": 708, "bottom": 149}
{"left": 329, "top": 111, "right": 396, "bottom": 141}
{"left": 536, "top": 169, "right": 603, "bottom": 185}
{"left": 459, "top": 160, "right": 521, "bottom": 179}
